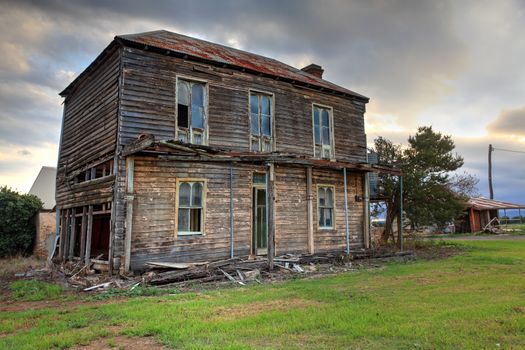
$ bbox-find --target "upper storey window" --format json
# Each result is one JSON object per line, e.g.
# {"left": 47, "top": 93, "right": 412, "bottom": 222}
{"left": 249, "top": 92, "right": 273, "bottom": 152}
{"left": 313, "top": 104, "right": 334, "bottom": 159}
{"left": 177, "top": 78, "right": 207, "bottom": 145}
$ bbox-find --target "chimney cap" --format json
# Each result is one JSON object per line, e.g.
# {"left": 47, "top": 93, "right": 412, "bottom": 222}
{"left": 301, "top": 63, "right": 324, "bottom": 78}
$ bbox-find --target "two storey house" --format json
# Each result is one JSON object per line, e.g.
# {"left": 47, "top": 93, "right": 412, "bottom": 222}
{"left": 55, "top": 30, "right": 397, "bottom": 273}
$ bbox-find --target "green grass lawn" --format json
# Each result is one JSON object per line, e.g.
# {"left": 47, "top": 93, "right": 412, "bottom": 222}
{"left": 1, "top": 240, "right": 524, "bottom": 350}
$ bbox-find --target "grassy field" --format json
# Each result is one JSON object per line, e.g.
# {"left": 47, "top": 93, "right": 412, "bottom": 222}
{"left": 1, "top": 240, "right": 524, "bottom": 349}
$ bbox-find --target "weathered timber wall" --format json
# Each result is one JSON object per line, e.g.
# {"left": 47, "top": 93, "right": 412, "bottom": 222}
{"left": 56, "top": 47, "right": 121, "bottom": 208}
{"left": 118, "top": 47, "right": 367, "bottom": 163}
{"left": 312, "top": 169, "right": 364, "bottom": 252}
{"left": 127, "top": 156, "right": 364, "bottom": 270}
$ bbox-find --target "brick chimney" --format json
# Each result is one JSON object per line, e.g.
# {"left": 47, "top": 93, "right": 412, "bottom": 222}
{"left": 301, "top": 63, "right": 324, "bottom": 78}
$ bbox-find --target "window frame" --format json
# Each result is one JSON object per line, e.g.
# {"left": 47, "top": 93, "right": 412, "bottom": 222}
{"left": 175, "top": 178, "right": 207, "bottom": 236}
{"left": 311, "top": 103, "right": 335, "bottom": 160}
{"left": 317, "top": 184, "right": 336, "bottom": 230}
{"left": 248, "top": 89, "right": 275, "bottom": 153}
{"left": 175, "top": 75, "right": 209, "bottom": 146}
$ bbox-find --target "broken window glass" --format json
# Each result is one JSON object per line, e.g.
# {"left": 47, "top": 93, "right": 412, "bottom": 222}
{"left": 177, "top": 79, "right": 207, "bottom": 144}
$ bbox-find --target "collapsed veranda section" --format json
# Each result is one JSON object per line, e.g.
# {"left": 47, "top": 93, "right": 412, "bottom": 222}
{"left": 55, "top": 30, "right": 399, "bottom": 273}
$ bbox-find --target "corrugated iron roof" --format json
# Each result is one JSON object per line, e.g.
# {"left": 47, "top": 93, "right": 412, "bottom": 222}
{"left": 116, "top": 30, "right": 368, "bottom": 101}
{"left": 467, "top": 197, "right": 525, "bottom": 210}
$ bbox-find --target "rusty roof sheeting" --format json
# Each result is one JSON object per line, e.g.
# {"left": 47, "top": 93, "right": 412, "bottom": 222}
{"left": 116, "top": 30, "right": 368, "bottom": 101}
{"left": 467, "top": 197, "right": 525, "bottom": 210}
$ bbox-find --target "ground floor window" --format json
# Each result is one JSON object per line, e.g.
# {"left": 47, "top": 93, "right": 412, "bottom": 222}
{"left": 318, "top": 185, "right": 335, "bottom": 229}
{"left": 177, "top": 180, "right": 206, "bottom": 235}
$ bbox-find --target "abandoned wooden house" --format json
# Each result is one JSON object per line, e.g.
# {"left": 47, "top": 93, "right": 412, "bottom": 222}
{"left": 55, "top": 30, "right": 399, "bottom": 273}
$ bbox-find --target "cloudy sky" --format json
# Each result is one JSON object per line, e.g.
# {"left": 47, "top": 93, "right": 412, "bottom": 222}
{"left": 1, "top": 0, "right": 524, "bottom": 206}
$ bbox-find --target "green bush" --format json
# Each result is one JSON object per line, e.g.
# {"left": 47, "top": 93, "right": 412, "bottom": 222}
{"left": 0, "top": 186, "right": 43, "bottom": 257}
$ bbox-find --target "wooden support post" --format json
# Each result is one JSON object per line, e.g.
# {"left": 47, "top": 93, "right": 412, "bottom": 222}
{"left": 267, "top": 163, "right": 275, "bottom": 270}
{"left": 229, "top": 164, "right": 234, "bottom": 259}
{"left": 306, "top": 167, "right": 314, "bottom": 254}
{"left": 363, "top": 172, "right": 371, "bottom": 249}
{"left": 398, "top": 175, "right": 404, "bottom": 252}
{"left": 84, "top": 205, "right": 93, "bottom": 267}
{"left": 68, "top": 208, "right": 77, "bottom": 259}
{"left": 58, "top": 210, "right": 66, "bottom": 260}
{"left": 124, "top": 157, "right": 134, "bottom": 273}
{"left": 63, "top": 209, "right": 71, "bottom": 261}
{"left": 343, "top": 168, "right": 350, "bottom": 254}
{"left": 79, "top": 206, "right": 87, "bottom": 261}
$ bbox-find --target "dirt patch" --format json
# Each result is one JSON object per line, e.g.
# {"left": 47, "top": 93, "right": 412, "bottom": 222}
{"left": 0, "top": 297, "right": 121, "bottom": 313}
{"left": 209, "top": 298, "right": 324, "bottom": 321}
{"left": 70, "top": 335, "right": 166, "bottom": 350}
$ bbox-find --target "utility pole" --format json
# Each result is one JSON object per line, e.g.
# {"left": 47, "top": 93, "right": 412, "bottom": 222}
{"left": 488, "top": 144, "right": 494, "bottom": 199}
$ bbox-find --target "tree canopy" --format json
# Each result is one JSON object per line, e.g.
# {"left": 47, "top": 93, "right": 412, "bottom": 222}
{"left": 0, "top": 186, "right": 43, "bottom": 257}
{"left": 373, "top": 126, "right": 474, "bottom": 243}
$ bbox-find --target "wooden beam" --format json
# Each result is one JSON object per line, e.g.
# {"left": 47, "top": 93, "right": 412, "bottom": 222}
{"left": 68, "top": 208, "right": 77, "bottom": 259}
{"left": 124, "top": 157, "right": 134, "bottom": 272}
{"left": 267, "top": 163, "right": 275, "bottom": 270}
{"left": 58, "top": 210, "right": 66, "bottom": 260}
{"left": 363, "top": 173, "right": 371, "bottom": 249}
{"left": 306, "top": 167, "right": 314, "bottom": 254}
{"left": 63, "top": 209, "right": 71, "bottom": 261}
{"left": 84, "top": 205, "right": 93, "bottom": 266}
{"left": 79, "top": 206, "right": 87, "bottom": 261}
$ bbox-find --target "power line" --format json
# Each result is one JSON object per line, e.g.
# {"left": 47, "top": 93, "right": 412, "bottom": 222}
{"left": 493, "top": 147, "right": 525, "bottom": 155}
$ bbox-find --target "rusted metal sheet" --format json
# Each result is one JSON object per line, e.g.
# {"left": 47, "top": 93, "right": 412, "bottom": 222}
{"left": 467, "top": 197, "right": 525, "bottom": 210}
{"left": 116, "top": 30, "right": 368, "bottom": 101}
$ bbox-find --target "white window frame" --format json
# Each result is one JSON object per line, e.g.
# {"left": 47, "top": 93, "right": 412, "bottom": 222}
{"left": 175, "top": 76, "right": 209, "bottom": 146}
{"left": 175, "top": 178, "right": 207, "bottom": 236}
{"left": 312, "top": 103, "right": 335, "bottom": 160}
{"left": 317, "top": 184, "right": 336, "bottom": 230}
{"left": 248, "top": 89, "right": 275, "bottom": 152}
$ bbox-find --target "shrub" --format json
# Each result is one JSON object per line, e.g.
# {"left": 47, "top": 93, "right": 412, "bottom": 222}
{"left": 0, "top": 186, "right": 43, "bottom": 257}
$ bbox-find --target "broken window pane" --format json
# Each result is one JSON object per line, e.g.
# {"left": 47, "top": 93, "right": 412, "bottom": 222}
{"left": 326, "top": 188, "right": 333, "bottom": 206}
{"left": 178, "top": 208, "right": 190, "bottom": 232}
{"left": 190, "top": 208, "right": 202, "bottom": 232}
{"left": 178, "top": 105, "right": 189, "bottom": 128}
{"left": 179, "top": 183, "right": 191, "bottom": 206}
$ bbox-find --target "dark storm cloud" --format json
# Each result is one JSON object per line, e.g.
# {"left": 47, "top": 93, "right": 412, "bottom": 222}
{"left": 488, "top": 107, "right": 525, "bottom": 136}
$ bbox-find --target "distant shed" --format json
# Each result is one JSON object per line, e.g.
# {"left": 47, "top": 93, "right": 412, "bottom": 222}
{"left": 28, "top": 166, "right": 57, "bottom": 259}
{"left": 457, "top": 197, "right": 525, "bottom": 233}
